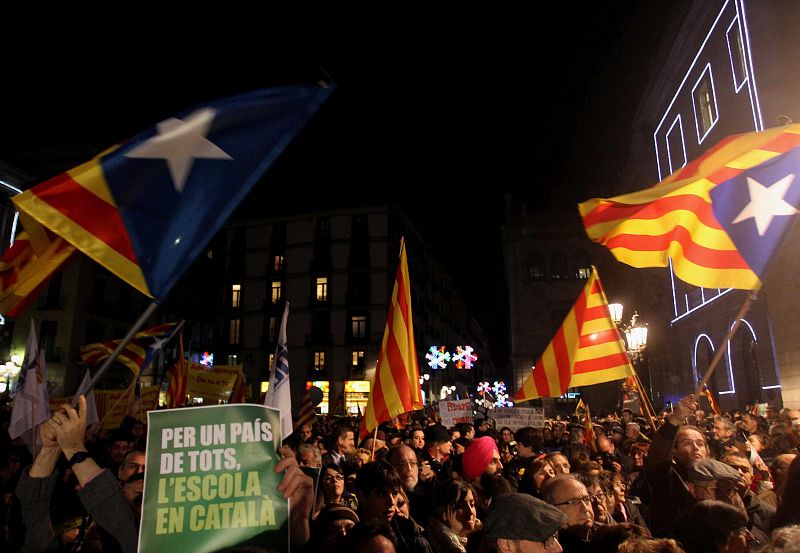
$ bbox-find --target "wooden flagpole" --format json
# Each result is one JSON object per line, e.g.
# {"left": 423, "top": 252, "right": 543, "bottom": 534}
{"left": 694, "top": 292, "right": 758, "bottom": 397}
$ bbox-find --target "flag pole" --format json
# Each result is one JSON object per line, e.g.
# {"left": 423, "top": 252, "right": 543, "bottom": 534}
{"left": 632, "top": 371, "right": 659, "bottom": 431}
{"left": 694, "top": 292, "right": 758, "bottom": 397}
{"left": 74, "top": 301, "right": 159, "bottom": 403}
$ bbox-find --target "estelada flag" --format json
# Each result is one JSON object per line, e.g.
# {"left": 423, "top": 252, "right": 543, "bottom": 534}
{"left": 360, "top": 239, "right": 423, "bottom": 439}
{"left": 12, "top": 85, "right": 333, "bottom": 301}
{"left": 580, "top": 125, "right": 800, "bottom": 290}
{"left": 515, "top": 267, "right": 634, "bottom": 402}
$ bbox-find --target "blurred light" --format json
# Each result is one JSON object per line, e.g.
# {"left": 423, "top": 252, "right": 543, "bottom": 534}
{"left": 608, "top": 303, "right": 623, "bottom": 324}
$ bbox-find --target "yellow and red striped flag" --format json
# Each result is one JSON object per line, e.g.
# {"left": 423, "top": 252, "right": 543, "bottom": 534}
{"left": 515, "top": 267, "right": 634, "bottom": 402}
{"left": 0, "top": 214, "right": 75, "bottom": 317}
{"left": 359, "top": 239, "right": 423, "bottom": 439}
{"left": 294, "top": 389, "right": 317, "bottom": 429}
{"left": 80, "top": 323, "right": 177, "bottom": 377}
{"left": 579, "top": 125, "right": 800, "bottom": 290}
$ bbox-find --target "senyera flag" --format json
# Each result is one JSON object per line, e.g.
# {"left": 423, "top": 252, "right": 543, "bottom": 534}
{"left": 515, "top": 266, "right": 634, "bottom": 402}
{"left": 580, "top": 124, "right": 800, "bottom": 290}
{"left": 360, "top": 239, "right": 423, "bottom": 439}
{"left": 12, "top": 84, "right": 333, "bottom": 302}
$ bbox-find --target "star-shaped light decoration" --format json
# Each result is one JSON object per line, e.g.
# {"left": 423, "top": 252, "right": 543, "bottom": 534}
{"left": 125, "top": 107, "right": 233, "bottom": 193}
{"left": 731, "top": 174, "right": 798, "bottom": 236}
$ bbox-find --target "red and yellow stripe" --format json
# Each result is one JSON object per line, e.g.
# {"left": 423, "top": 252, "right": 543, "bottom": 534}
{"left": 12, "top": 150, "right": 151, "bottom": 297}
{"left": 579, "top": 125, "right": 800, "bottom": 290}
{"left": 515, "top": 267, "right": 634, "bottom": 402}
{"left": 360, "top": 240, "right": 423, "bottom": 439}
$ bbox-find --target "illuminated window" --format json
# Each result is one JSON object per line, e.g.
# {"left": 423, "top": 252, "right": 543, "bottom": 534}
{"left": 345, "top": 380, "right": 370, "bottom": 415}
{"left": 268, "top": 353, "right": 275, "bottom": 369}
{"left": 231, "top": 284, "right": 241, "bottom": 307}
{"left": 314, "top": 351, "right": 325, "bottom": 372}
{"left": 227, "top": 354, "right": 238, "bottom": 365}
{"left": 692, "top": 64, "right": 718, "bottom": 142}
{"left": 351, "top": 350, "right": 365, "bottom": 375}
{"left": 316, "top": 277, "right": 328, "bottom": 301}
{"left": 273, "top": 255, "right": 285, "bottom": 271}
{"left": 351, "top": 316, "right": 367, "bottom": 338}
{"left": 228, "top": 319, "right": 240, "bottom": 345}
{"left": 726, "top": 19, "right": 748, "bottom": 91}
{"left": 306, "top": 381, "right": 330, "bottom": 414}
{"left": 573, "top": 250, "right": 591, "bottom": 280}
{"left": 271, "top": 281, "right": 282, "bottom": 304}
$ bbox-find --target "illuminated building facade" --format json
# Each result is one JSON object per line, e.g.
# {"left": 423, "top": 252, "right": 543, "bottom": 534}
{"left": 628, "top": 0, "right": 800, "bottom": 408}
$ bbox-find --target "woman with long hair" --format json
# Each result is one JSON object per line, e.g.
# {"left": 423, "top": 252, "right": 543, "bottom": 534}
{"left": 313, "top": 463, "right": 357, "bottom": 518}
{"left": 426, "top": 480, "right": 480, "bottom": 553}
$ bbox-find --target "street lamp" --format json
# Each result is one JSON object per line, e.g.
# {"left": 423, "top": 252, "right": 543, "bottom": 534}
{"left": 612, "top": 304, "right": 653, "bottom": 401}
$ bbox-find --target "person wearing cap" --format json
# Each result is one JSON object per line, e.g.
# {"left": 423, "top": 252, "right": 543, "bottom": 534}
{"left": 421, "top": 424, "right": 454, "bottom": 483}
{"left": 685, "top": 458, "right": 742, "bottom": 503}
{"left": 479, "top": 493, "right": 566, "bottom": 553}
{"left": 309, "top": 503, "right": 360, "bottom": 550}
{"left": 719, "top": 451, "right": 775, "bottom": 536}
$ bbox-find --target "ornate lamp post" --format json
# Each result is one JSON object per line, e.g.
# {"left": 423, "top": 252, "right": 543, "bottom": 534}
{"left": 610, "top": 304, "right": 653, "bottom": 401}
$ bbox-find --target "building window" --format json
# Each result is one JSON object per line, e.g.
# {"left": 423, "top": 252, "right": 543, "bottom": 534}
{"left": 726, "top": 18, "right": 748, "bottom": 91}
{"left": 39, "top": 320, "right": 59, "bottom": 361}
{"left": 273, "top": 255, "right": 285, "bottom": 272}
{"left": 527, "top": 252, "right": 546, "bottom": 282}
{"left": 345, "top": 380, "right": 370, "bottom": 415}
{"left": 550, "top": 251, "right": 568, "bottom": 280}
{"left": 306, "top": 381, "right": 330, "bottom": 414}
{"left": 271, "top": 281, "right": 282, "bottom": 304}
{"left": 573, "top": 250, "right": 591, "bottom": 280}
{"left": 268, "top": 353, "right": 275, "bottom": 369}
{"left": 666, "top": 115, "right": 686, "bottom": 174}
{"left": 351, "top": 316, "right": 367, "bottom": 338}
{"left": 313, "top": 351, "right": 326, "bottom": 372}
{"left": 269, "top": 316, "right": 277, "bottom": 342}
{"left": 351, "top": 350, "right": 365, "bottom": 375}
{"left": 227, "top": 354, "right": 238, "bottom": 365}
{"left": 316, "top": 277, "right": 328, "bottom": 302}
{"left": 692, "top": 63, "right": 718, "bottom": 143}
{"left": 231, "top": 284, "right": 241, "bottom": 308}
{"left": 229, "top": 319, "right": 240, "bottom": 345}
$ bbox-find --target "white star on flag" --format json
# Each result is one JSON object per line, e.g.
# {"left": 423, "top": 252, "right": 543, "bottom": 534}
{"left": 124, "top": 107, "right": 233, "bottom": 192}
{"left": 731, "top": 174, "right": 799, "bottom": 236}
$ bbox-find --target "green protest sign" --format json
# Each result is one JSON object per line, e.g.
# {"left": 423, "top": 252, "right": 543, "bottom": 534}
{"left": 139, "top": 404, "right": 288, "bottom": 552}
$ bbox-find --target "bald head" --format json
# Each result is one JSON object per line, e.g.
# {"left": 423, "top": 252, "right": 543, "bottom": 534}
{"left": 386, "top": 445, "right": 419, "bottom": 492}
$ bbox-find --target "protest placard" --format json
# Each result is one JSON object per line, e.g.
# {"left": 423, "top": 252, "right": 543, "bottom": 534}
{"left": 491, "top": 407, "right": 546, "bottom": 430}
{"left": 439, "top": 399, "right": 473, "bottom": 428}
{"left": 186, "top": 365, "right": 241, "bottom": 401}
{"left": 139, "top": 404, "right": 288, "bottom": 553}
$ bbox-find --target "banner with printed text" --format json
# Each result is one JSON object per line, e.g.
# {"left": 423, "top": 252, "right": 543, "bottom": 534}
{"left": 139, "top": 404, "right": 288, "bottom": 553}
{"left": 185, "top": 364, "right": 241, "bottom": 401}
{"left": 439, "top": 399, "right": 473, "bottom": 428}
{"left": 492, "top": 407, "right": 546, "bottom": 430}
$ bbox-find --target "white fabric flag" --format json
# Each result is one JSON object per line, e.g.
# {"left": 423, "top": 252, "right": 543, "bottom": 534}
{"left": 264, "top": 302, "right": 292, "bottom": 440}
{"left": 9, "top": 320, "right": 50, "bottom": 448}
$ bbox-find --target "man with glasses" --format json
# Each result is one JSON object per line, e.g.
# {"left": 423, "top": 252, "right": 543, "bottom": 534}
{"left": 387, "top": 444, "right": 435, "bottom": 525}
{"left": 541, "top": 475, "right": 595, "bottom": 552}
{"left": 482, "top": 493, "right": 566, "bottom": 553}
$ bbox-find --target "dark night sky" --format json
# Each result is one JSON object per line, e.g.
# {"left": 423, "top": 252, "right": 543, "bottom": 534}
{"left": 0, "top": 4, "right": 679, "bottom": 366}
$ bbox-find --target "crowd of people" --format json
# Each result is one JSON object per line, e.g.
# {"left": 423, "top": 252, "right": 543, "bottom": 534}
{"left": 1, "top": 395, "right": 799, "bottom": 553}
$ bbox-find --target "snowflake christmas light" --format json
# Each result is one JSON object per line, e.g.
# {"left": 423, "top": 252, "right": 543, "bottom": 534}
{"left": 425, "top": 346, "right": 451, "bottom": 370}
{"left": 200, "top": 351, "right": 214, "bottom": 366}
{"left": 452, "top": 345, "right": 477, "bottom": 369}
{"left": 492, "top": 380, "right": 514, "bottom": 408}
